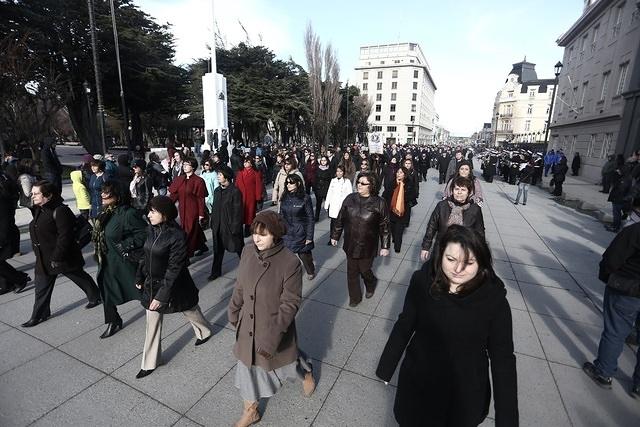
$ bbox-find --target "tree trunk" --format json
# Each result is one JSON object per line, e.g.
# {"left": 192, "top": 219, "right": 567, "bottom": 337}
{"left": 131, "top": 110, "right": 143, "bottom": 146}
{"left": 67, "top": 97, "right": 100, "bottom": 154}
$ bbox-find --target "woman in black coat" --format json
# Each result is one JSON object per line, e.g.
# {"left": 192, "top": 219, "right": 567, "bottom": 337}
{"left": 377, "top": 225, "right": 518, "bottom": 427}
{"left": 420, "top": 176, "right": 484, "bottom": 262}
{"left": 280, "top": 174, "right": 316, "bottom": 280}
{"left": 383, "top": 166, "right": 417, "bottom": 253}
{"left": 551, "top": 156, "right": 569, "bottom": 196}
{"left": 314, "top": 156, "right": 333, "bottom": 222}
{"left": 134, "top": 196, "right": 213, "bottom": 379}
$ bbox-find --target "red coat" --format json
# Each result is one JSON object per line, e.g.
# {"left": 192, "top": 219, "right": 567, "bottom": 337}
{"left": 169, "top": 174, "right": 207, "bottom": 256}
{"left": 236, "top": 167, "right": 263, "bottom": 225}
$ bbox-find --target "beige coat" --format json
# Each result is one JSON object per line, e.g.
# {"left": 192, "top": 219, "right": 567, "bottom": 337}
{"left": 228, "top": 242, "right": 302, "bottom": 371}
{"left": 271, "top": 168, "right": 304, "bottom": 205}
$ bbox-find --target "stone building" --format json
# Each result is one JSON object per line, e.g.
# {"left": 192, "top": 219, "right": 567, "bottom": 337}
{"left": 491, "top": 60, "right": 556, "bottom": 146}
{"left": 550, "top": 0, "right": 640, "bottom": 181}
{"left": 354, "top": 42, "right": 437, "bottom": 145}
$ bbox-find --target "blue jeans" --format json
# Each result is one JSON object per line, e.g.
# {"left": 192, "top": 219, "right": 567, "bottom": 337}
{"left": 544, "top": 164, "right": 552, "bottom": 176}
{"left": 515, "top": 183, "right": 529, "bottom": 203}
{"left": 612, "top": 202, "right": 624, "bottom": 230}
{"left": 594, "top": 287, "right": 640, "bottom": 386}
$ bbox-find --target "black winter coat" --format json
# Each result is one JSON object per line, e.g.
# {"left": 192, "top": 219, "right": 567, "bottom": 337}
{"left": 314, "top": 167, "right": 332, "bottom": 200}
{"left": 210, "top": 184, "right": 244, "bottom": 253}
{"left": 517, "top": 165, "right": 534, "bottom": 184}
{"left": 599, "top": 221, "right": 640, "bottom": 297}
{"left": 608, "top": 170, "right": 632, "bottom": 204}
{"left": 331, "top": 193, "right": 390, "bottom": 259}
{"left": 382, "top": 179, "right": 417, "bottom": 227}
{"left": 131, "top": 175, "right": 153, "bottom": 211}
{"left": 376, "top": 266, "right": 518, "bottom": 427}
{"left": 29, "top": 196, "right": 85, "bottom": 275}
{"left": 136, "top": 221, "right": 199, "bottom": 313}
{"left": 280, "top": 192, "right": 314, "bottom": 253}
{"left": 421, "top": 199, "right": 485, "bottom": 251}
{"left": 0, "top": 173, "right": 20, "bottom": 261}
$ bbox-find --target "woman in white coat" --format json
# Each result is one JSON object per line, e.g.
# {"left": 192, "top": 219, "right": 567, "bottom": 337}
{"left": 324, "top": 165, "right": 352, "bottom": 245}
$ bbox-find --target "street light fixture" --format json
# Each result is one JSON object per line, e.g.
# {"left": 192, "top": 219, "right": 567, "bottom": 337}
{"left": 543, "top": 61, "right": 563, "bottom": 152}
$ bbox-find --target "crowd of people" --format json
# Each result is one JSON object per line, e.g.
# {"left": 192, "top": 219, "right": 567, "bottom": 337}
{"left": 1, "top": 137, "right": 639, "bottom": 425}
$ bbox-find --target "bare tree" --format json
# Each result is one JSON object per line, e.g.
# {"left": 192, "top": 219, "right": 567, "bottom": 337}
{"left": 304, "top": 23, "right": 342, "bottom": 149}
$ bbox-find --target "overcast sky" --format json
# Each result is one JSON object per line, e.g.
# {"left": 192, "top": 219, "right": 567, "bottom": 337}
{"left": 136, "top": 0, "right": 585, "bottom": 136}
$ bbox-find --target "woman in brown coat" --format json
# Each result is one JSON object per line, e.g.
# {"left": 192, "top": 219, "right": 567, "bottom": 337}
{"left": 228, "top": 210, "right": 315, "bottom": 427}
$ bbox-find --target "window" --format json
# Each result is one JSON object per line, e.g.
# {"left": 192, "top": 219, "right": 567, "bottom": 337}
{"left": 505, "top": 104, "right": 513, "bottom": 115}
{"left": 363, "top": 71, "right": 369, "bottom": 80}
{"left": 376, "top": 82, "right": 382, "bottom": 90}
{"left": 527, "top": 104, "right": 533, "bottom": 114}
{"left": 617, "top": 62, "right": 629, "bottom": 95}
{"left": 375, "top": 115, "right": 381, "bottom": 121}
{"left": 393, "top": 60, "right": 400, "bottom": 64}
{"left": 391, "top": 93, "right": 397, "bottom": 101}
{"left": 392, "top": 70, "right": 398, "bottom": 78}
{"left": 529, "top": 90, "right": 536, "bottom": 98}
{"left": 412, "top": 93, "right": 417, "bottom": 101}
{"left": 600, "top": 71, "right": 610, "bottom": 101}
{"left": 508, "top": 91, "right": 514, "bottom": 98}
{"left": 407, "top": 126, "right": 414, "bottom": 133}
{"left": 580, "top": 82, "right": 588, "bottom": 108}
{"left": 411, "top": 104, "right": 416, "bottom": 112}
{"left": 380, "top": 61, "right": 385, "bottom": 65}
{"left": 602, "top": 133, "right": 614, "bottom": 158}
{"left": 372, "top": 125, "right": 382, "bottom": 132}
{"left": 406, "top": 138, "right": 413, "bottom": 144}
{"left": 587, "top": 134, "right": 597, "bottom": 157}
{"left": 410, "top": 115, "right": 415, "bottom": 122}
{"left": 568, "top": 46, "right": 574, "bottom": 64}
{"left": 362, "top": 83, "right": 368, "bottom": 91}
{"left": 376, "top": 94, "right": 382, "bottom": 101}
{"left": 387, "top": 126, "right": 397, "bottom": 132}
{"left": 570, "top": 135, "right": 577, "bottom": 154}
{"left": 525, "top": 120, "right": 531, "bottom": 131}
{"left": 390, "top": 104, "right": 396, "bottom": 112}
{"left": 375, "top": 104, "right": 381, "bottom": 112}
{"left": 613, "top": 4, "right": 623, "bottom": 37}
{"left": 558, "top": 92, "right": 565, "bottom": 114}
{"left": 580, "top": 34, "right": 588, "bottom": 58}
{"left": 413, "top": 70, "right": 419, "bottom": 78}
{"left": 377, "top": 71, "right": 383, "bottom": 79}
{"left": 591, "top": 24, "right": 599, "bottom": 51}
{"left": 390, "top": 115, "right": 396, "bottom": 121}
{"left": 413, "top": 82, "right": 418, "bottom": 90}
{"left": 391, "top": 82, "right": 398, "bottom": 90}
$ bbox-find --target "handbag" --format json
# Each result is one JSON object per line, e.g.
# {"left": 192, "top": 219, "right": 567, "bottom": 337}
{"left": 53, "top": 207, "right": 93, "bottom": 249}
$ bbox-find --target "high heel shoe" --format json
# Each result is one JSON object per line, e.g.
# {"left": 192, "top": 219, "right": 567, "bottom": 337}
{"left": 100, "top": 319, "right": 123, "bottom": 339}
{"left": 136, "top": 369, "right": 155, "bottom": 379}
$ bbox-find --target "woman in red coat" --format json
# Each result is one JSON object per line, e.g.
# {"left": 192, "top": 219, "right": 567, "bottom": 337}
{"left": 168, "top": 157, "right": 208, "bottom": 257}
{"left": 236, "top": 156, "right": 264, "bottom": 237}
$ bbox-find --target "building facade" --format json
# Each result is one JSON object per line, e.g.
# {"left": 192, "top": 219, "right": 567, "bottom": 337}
{"left": 354, "top": 43, "right": 437, "bottom": 145}
{"left": 491, "top": 60, "right": 556, "bottom": 146}
{"left": 550, "top": 0, "right": 640, "bottom": 181}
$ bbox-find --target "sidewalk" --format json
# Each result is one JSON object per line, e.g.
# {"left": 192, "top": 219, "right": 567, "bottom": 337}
{"left": 539, "top": 174, "right": 613, "bottom": 223}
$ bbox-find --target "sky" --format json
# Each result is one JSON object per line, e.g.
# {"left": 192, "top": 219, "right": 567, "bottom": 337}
{"left": 136, "top": 0, "right": 586, "bottom": 136}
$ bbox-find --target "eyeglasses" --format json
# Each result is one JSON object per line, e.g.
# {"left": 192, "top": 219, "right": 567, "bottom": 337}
{"left": 286, "top": 181, "right": 296, "bottom": 185}
{"left": 357, "top": 181, "right": 370, "bottom": 186}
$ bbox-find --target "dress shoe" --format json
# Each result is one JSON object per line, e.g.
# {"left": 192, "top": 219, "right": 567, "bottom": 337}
{"left": 13, "top": 276, "right": 31, "bottom": 293}
{"left": 195, "top": 335, "right": 212, "bottom": 346}
{"left": 100, "top": 319, "right": 123, "bottom": 339}
{"left": 207, "top": 273, "right": 220, "bottom": 281}
{"left": 136, "top": 369, "right": 155, "bottom": 379}
{"left": 21, "top": 315, "right": 49, "bottom": 328}
{"left": 85, "top": 299, "right": 102, "bottom": 309}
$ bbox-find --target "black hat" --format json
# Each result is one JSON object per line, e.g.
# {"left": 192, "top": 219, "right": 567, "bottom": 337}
{"left": 149, "top": 196, "right": 178, "bottom": 222}
{"left": 132, "top": 159, "right": 146, "bottom": 169}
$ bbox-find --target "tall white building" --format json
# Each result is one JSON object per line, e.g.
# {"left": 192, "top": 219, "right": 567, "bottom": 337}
{"left": 491, "top": 60, "right": 556, "bottom": 146}
{"left": 354, "top": 43, "right": 437, "bottom": 145}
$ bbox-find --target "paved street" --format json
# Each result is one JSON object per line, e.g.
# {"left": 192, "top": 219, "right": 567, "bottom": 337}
{"left": 1, "top": 168, "right": 639, "bottom": 427}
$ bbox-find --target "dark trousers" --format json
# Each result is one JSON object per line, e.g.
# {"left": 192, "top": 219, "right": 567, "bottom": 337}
{"left": 329, "top": 218, "right": 336, "bottom": 242}
{"left": 0, "top": 260, "right": 29, "bottom": 287}
{"left": 602, "top": 174, "right": 612, "bottom": 193}
{"left": 438, "top": 170, "right": 446, "bottom": 184}
{"left": 314, "top": 195, "right": 325, "bottom": 221}
{"left": 346, "top": 256, "right": 376, "bottom": 303}
{"left": 594, "top": 287, "right": 640, "bottom": 386}
{"left": 297, "top": 251, "right": 315, "bottom": 275}
{"left": 103, "top": 301, "right": 120, "bottom": 324}
{"left": 31, "top": 269, "right": 100, "bottom": 319}
{"left": 390, "top": 222, "right": 406, "bottom": 252}
{"left": 552, "top": 179, "right": 564, "bottom": 196}
{"left": 210, "top": 236, "right": 242, "bottom": 277}
{"left": 612, "top": 202, "right": 624, "bottom": 230}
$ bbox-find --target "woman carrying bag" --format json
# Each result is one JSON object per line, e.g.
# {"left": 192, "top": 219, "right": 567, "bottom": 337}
{"left": 383, "top": 167, "right": 417, "bottom": 253}
{"left": 135, "top": 196, "right": 213, "bottom": 379}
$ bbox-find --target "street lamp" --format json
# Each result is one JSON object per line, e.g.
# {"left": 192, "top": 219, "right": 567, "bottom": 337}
{"left": 109, "top": 0, "right": 131, "bottom": 156}
{"left": 543, "top": 61, "right": 563, "bottom": 152}
{"left": 87, "top": 0, "right": 107, "bottom": 154}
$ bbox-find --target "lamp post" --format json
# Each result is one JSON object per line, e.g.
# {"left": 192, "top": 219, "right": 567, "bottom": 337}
{"left": 109, "top": 0, "right": 131, "bottom": 156}
{"left": 544, "top": 61, "right": 563, "bottom": 153}
{"left": 87, "top": 0, "right": 107, "bottom": 154}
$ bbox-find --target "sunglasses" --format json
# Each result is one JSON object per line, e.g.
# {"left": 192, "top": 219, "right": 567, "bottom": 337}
{"left": 357, "top": 181, "right": 370, "bottom": 186}
{"left": 286, "top": 180, "right": 297, "bottom": 185}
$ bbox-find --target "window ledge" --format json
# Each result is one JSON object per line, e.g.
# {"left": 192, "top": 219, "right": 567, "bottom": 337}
{"left": 612, "top": 95, "right": 622, "bottom": 100}
{"left": 596, "top": 100, "right": 605, "bottom": 105}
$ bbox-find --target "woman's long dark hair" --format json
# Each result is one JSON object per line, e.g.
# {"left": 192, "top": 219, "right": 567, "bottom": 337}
{"left": 283, "top": 173, "right": 305, "bottom": 198}
{"left": 430, "top": 225, "right": 494, "bottom": 297}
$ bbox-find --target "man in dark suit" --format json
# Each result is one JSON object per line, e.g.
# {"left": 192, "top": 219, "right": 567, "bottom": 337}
{"left": 22, "top": 180, "right": 101, "bottom": 327}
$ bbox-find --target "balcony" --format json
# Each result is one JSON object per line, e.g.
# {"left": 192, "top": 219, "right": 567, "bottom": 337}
{"left": 500, "top": 113, "right": 513, "bottom": 118}
{"left": 497, "top": 129, "right": 513, "bottom": 135}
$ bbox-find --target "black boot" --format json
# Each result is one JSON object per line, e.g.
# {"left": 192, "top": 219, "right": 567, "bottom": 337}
{"left": 100, "top": 319, "right": 123, "bottom": 339}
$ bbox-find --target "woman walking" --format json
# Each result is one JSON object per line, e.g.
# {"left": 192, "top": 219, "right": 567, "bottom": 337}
{"left": 89, "top": 159, "right": 107, "bottom": 219}
{"left": 382, "top": 167, "right": 417, "bottom": 253}
{"left": 200, "top": 159, "right": 219, "bottom": 216}
{"left": 135, "top": 196, "right": 213, "bottom": 379}
{"left": 228, "top": 210, "right": 315, "bottom": 426}
{"left": 93, "top": 181, "right": 147, "bottom": 338}
{"left": 339, "top": 151, "right": 357, "bottom": 184}
{"left": 324, "top": 165, "right": 352, "bottom": 244}
{"left": 280, "top": 174, "right": 316, "bottom": 280}
{"left": 314, "top": 156, "right": 333, "bottom": 222}
{"left": 514, "top": 159, "right": 535, "bottom": 206}
{"left": 331, "top": 172, "right": 390, "bottom": 306}
{"left": 442, "top": 160, "right": 484, "bottom": 206}
{"left": 376, "top": 225, "right": 518, "bottom": 426}
{"left": 236, "top": 156, "right": 264, "bottom": 237}
{"left": 551, "top": 156, "right": 569, "bottom": 197}
{"left": 421, "top": 176, "right": 485, "bottom": 262}
{"left": 130, "top": 159, "right": 153, "bottom": 212}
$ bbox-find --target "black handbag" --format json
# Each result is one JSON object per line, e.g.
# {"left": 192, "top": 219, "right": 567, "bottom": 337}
{"left": 53, "top": 207, "right": 93, "bottom": 249}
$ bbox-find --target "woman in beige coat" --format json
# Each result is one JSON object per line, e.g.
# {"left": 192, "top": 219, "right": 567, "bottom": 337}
{"left": 228, "top": 210, "right": 315, "bottom": 427}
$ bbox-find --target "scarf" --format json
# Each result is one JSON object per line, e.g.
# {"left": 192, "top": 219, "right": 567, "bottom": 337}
{"left": 446, "top": 199, "right": 470, "bottom": 227}
{"left": 318, "top": 165, "right": 329, "bottom": 171}
{"left": 92, "top": 204, "right": 116, "bottom": 263}
{"left": 390, "top": 181, "right": 405, "bottom": 217}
